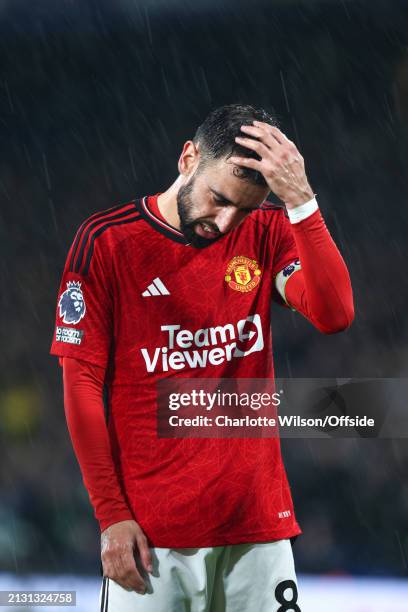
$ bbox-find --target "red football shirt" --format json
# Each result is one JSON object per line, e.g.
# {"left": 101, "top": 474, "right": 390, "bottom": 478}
{"left": 50, "top": 194, "right": 302, "bottom": 547}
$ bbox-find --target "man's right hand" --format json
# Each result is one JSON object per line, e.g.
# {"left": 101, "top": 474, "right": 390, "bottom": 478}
{"left": 101, "top": 520, "right": 153, "bottom": 593}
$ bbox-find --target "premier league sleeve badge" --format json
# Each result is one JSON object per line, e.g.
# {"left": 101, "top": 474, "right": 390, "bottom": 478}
{"left": 58, "top": 281, "right": 86, "bottom": 325}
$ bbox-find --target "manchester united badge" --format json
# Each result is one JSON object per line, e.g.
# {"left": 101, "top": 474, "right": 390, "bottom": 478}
{"left": 225, "top": 256, "right": 262, "bottom": 293}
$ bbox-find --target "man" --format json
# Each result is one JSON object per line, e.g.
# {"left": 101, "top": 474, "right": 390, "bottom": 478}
{"left": 50, "top": 104, "right": 354, "bottom": 611}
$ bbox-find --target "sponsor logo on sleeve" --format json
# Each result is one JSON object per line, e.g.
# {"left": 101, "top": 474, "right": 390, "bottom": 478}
{"left": 58, "top": 281, "right": 86, "bottom": 325}
{"left": 282, "top": 259, "right": 301, "bottom": 278}
{"left": 55, "top": 326, "right": 84, "bottom": 345}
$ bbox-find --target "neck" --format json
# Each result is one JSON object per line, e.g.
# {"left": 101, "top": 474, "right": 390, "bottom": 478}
{"left": 157, "top": 176, "right": 184, "bottom": 229}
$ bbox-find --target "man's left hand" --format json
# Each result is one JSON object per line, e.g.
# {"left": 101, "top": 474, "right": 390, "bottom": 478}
{"left": 230, "top": 121, "right": 314, "bottom": 209}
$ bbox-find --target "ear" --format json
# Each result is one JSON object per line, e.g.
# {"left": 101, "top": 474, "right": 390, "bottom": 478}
{"left": 178, "top": 140, "right": 200, "bottom": 176}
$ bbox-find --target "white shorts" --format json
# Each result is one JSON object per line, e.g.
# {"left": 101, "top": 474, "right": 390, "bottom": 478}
{"left": 98, "top": 538, "right": 300, "bottom": 612}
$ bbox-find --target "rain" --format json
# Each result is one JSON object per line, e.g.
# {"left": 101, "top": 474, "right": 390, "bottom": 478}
{"left": 0, "top": 0, "right": 407, "bottom": 610}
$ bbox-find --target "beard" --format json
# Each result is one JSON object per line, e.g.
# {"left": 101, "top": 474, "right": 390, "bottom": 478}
{"left": 177, "top": 175, "right": 222, "bottom": 248}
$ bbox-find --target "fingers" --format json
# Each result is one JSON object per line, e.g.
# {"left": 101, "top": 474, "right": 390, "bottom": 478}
{"left": 102, "top": 539, "right": 146, "bottom": 593}
{"left": 135, "top": 529, "right": 153, "bottom": 575}
{"left": 241, "top": 122, "right": 282, "bottom": 147}
{"left": 229, "top": 120, "right": 311, "bottom": 204}
{"left": 253, "top": 121, "right": 292, "bottom": 146}
{"left": 232, "top": 122, "right": 303, "bottom": 169}
{"left": 228, "top": 155, "right": 262, "bottom": 171}
{"left": 101, "top": 520, "right": 152, "bottom": 594}
{"left": 234, "top": 135, "right": 271, "bottom": 158}
{"left": 256, "top": 122, "right": 289, "bottom": 145}
{"left": 239, "top": 122, "right": 300, "bottom": 155}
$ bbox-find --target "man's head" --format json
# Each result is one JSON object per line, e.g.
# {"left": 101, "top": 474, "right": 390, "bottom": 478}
{"left": 176, "top": 104, "right": 277, "bottom": 247}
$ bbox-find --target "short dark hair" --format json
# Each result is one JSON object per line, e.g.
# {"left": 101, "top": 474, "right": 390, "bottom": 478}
{"left": 193, "top": 103, "right": 278, "bottom": 186}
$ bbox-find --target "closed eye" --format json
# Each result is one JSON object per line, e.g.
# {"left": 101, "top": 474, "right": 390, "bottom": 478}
{"left": 213, "top": 197, "right": 256, "bottom": 213}
{"left": 213, "top": 196, "right": 230, "bottom": 206}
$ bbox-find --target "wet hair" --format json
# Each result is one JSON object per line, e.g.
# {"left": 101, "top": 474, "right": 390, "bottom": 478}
{"left": 193, "top": 103, "right": 278, "bottom": 186}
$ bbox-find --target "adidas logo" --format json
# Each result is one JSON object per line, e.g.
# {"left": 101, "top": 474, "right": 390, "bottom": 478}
{"left": 142, "top": 277, "right": 170, "bottom": 297}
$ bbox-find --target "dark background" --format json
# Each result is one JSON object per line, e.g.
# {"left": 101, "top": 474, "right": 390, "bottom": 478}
{"left": 1, "top": 0, "right": 408, "bottom": 576}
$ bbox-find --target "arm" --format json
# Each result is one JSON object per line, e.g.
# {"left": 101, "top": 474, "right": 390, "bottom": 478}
{"left": 62, "top": 356, "right": 152, "bottom": 592}
{"left": 230, "top": 121, "right": 354, "bottom": 333}
{"left": 275, "top": 203, "right": 354, "bottom": 333}
{"left": 62, "top": 356, "right": 132, "bottom": 528}
{"left": 51, "top": 219, "right": 152, "bottom": 591}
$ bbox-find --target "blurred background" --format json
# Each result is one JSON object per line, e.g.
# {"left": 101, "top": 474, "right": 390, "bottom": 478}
{"left": 1, "top": 0, "right": 408, "bottom": 608}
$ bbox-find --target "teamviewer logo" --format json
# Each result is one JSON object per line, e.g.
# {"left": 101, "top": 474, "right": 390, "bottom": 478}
{"left": 234, "top": 314, "right": 264, "bottom": 357}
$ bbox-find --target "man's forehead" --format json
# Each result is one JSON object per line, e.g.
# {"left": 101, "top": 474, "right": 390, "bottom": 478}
{"left": 203, "top": 158, "right": 269, "bottom": 207}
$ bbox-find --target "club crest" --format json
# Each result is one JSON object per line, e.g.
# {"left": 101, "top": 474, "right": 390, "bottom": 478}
{"left": 225, "top": 256, "right": 262, "bottom": 293}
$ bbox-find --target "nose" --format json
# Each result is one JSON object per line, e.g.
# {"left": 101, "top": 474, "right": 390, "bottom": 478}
{"left": 215, "top": 207, "right": 245, "bottom": 234}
